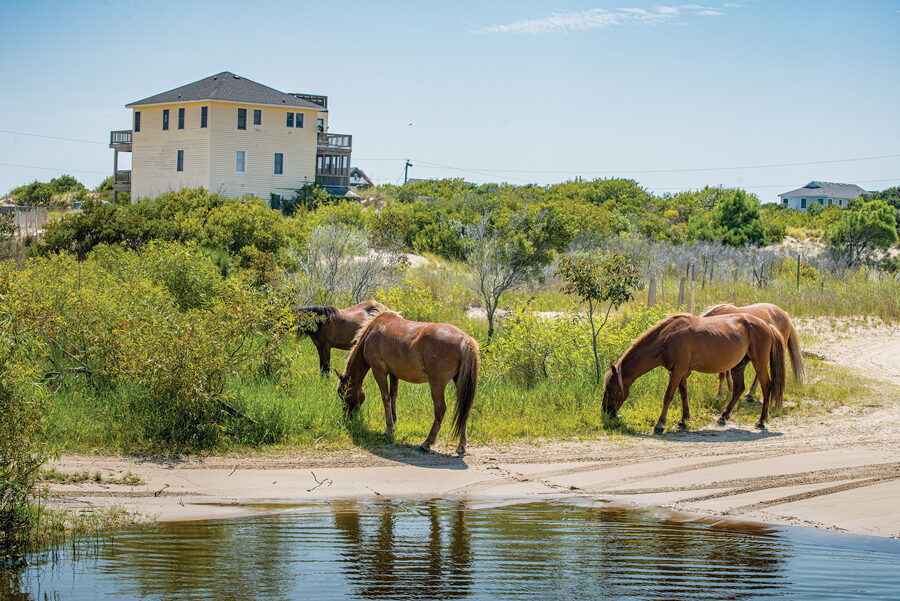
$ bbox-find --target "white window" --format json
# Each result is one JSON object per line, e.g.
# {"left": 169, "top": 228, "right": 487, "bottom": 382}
{"left": 236, "top": 151, "right": 246, "bottom": 173}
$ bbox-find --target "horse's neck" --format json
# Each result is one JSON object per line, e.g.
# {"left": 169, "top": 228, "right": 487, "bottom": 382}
{"left": 346, "top": 340, "right": 370, "bottom": 385}
{"left": 621, "top": 341, "right": 663, "bottom": 386}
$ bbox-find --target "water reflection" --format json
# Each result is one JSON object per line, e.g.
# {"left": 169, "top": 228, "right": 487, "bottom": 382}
{"left": 7, "top": 500, "right": 900, "bottom": 600}
{"left": 331, "top": 500, "right": 472, "bottom": 599}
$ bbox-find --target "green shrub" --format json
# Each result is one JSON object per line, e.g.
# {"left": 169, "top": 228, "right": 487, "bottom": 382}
{"left": 0, "top": 263, "right": 50, "bottom": 558}
{"left": 375, "top": 276, "right": 462, "bottom": 323}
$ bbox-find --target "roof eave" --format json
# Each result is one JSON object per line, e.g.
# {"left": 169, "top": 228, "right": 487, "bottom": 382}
{"left": 125, "top": 99, "right": 322, "bottom": 110}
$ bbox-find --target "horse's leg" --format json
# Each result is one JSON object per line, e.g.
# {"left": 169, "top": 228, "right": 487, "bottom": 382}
{"left": 654, "top": 370, "right": 682, "bottom": 435}
{"left": 752, "top": 353, "right": 772, "bottom": 430}
{"left": 745, "top": 375, "right": 760, "bottom": 401}
{"left": 677, "top": 376, "right": 690, "bottom": 430}
{"left": 315, "top": 342, "right": 331, "bottom": 376}
{"left": 420, "top": 380, "right": 448, "bottom": 453}
{"left": 388, "top": 373, "right": 398, "bottom": 424}
{"left": 717, "top": 364, "right": 746, "bottom": 425}
{"left": 371, "top": 368, "right": 394, "bottom": 438}
{"left": 716, "top": 373, "right": 726, "bottom": 399}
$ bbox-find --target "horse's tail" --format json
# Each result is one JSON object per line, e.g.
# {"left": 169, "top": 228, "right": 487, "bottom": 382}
{"left": 452, "top": 336, "right": 480, "bottom": 440}
{"left": 785, "top": 321, "right": 805, "bottom": 387}
{"left": 767, "top": 324, "right": 786, "bottom": 411}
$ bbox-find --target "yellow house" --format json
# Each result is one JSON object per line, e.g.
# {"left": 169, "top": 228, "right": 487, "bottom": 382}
{"left": 109, "top": 71, "right": 352, "bottom": 202}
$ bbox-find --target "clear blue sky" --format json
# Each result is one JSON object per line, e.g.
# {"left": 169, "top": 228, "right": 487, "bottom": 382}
{"left": 1, "top": 0, "right": 898, "bottom": 202}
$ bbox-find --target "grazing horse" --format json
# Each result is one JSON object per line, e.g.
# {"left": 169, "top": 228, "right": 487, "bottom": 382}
{"left": 335, "top": 310, "right": 479, "bottom": 455}
{"left": 602, "top": 313, "right": 786, "bottom": 433}
{"left": 702, "top": 303, "right": 805, "bottom": 399}
{"left": 296, "top": 300, "right": 386, "bottom": 374}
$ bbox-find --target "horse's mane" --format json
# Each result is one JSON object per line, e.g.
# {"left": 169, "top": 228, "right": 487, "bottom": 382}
{"left": 616, "top": 314, "right": 692, "bottom": 369}
{"left": 344, "top": 308, "right": 401, "bottom": 368}
{"left": 700, "top": 303, "right": 735, "bottom": 317}
{"left": 295, "top": 305, "right": 339, "bottom": 333}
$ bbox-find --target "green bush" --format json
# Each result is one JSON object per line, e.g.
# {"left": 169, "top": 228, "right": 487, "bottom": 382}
{"left": 13, "top": 244, "right": 296, "bottom": 451}
{"left": 483, "top": 304, "right": 669, "bottom": 387}
{"left": 39, "top": 189, "right": 288, "bottom": 259}
{"left": 0, "top": 263, "right": 50, "bottom": 557}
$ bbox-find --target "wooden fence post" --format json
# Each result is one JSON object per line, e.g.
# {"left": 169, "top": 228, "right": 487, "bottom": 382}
{"left": 689, "top": 263, "right": 696, "bottom": 314}
{"left": 647, "top": 276, "right": 657, "bottom": 306}
{"left": 678, "top": 277, "right": 686, "bottom": 309}
{"left": 796, "top": 253, "right": 801, "bottom": 289}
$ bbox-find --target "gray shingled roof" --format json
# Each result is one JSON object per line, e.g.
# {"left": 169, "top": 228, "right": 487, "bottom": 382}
{"left": 126, "top": 72, "right": 323, "bottom": 109}
{"left": 778, "top": 181, "right": 868, "bottom": 199}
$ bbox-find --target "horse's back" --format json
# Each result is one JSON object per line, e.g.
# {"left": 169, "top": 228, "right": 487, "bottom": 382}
{"left": 364, "top": 314, "right": 472, "bottom": 383}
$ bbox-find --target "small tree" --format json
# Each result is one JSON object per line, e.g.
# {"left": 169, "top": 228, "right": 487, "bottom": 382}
{"left": 713, "top": 190, "right": 768, "bottom": 247}
{"left": 467, "top": 208, "right": 571, "bottom": 337}
{"left": 556, "top": 253, "right": 643, "bottom": 383}
{"left": 826, "top": 198, "right": 898, "bottom": 267}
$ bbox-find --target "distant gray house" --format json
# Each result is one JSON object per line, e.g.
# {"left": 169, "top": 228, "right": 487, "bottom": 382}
{"left": 349, "top": 167, "right": 373, "bottom": 189}
{"left": 778, "top": 181, "right": 868, "bottom": 211}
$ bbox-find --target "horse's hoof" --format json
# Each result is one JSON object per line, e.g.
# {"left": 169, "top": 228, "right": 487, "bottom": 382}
{"left": 653, "top": 425, "right": 664, "bottom": 435}
{"left": 755, "top": 422, "right": 766, "bottom": 430}
{"left": 456, "top": 446, "right": 466, "bottom": 456}
{"left": 717, "top": 416, "right": 728, "bottom": 426}
{"left": 677, "top": 422, "right": 688, "bottom": 431}
{"left": 418, "top": 444, "right": 431, "bottom": 453}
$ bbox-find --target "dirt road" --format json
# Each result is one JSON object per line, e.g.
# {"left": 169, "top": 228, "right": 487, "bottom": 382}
{"left": 47, "top": 322, "right": 900, "bottom": 537}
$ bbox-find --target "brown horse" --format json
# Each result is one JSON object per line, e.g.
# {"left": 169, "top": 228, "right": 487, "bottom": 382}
{"left": 335, "top": 310, "right": 480, "bottom": 455}
{"left": 702, "top": 303, "right": 805, "bottom": 399}
{"left": 296, "top": 300, "right": 386, "bottom": 374}
{"left": 602, "top": 313, "right": 786, "bottom": 433}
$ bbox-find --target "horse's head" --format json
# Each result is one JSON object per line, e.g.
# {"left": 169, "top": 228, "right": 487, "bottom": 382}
{"left": 335, "top": 369, "right": 365, "bottom": 412}
{"left": 602, "top": 363, "right": 628, "bottom": 415}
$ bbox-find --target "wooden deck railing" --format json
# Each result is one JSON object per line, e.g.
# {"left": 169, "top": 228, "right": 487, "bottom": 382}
{"left": 317, "top": 132, "right": 351, "bottom": 151}
{"left": 110, "top": 130, "right": 133, "bottom": 146}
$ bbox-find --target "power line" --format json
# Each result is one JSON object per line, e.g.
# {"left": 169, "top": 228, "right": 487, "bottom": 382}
{"left": 0, "top": 162, "right": 109, "bottom": 175}
{"left": 0, "top": 129, "right": 108, "bottom": 146}
{"left": 409, "top": 152, "right": 900, "bottom": 176}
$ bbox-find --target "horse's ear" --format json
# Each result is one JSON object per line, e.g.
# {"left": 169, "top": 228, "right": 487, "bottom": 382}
{"left": 610, "top": 363, "right": 617, "bottom": 373}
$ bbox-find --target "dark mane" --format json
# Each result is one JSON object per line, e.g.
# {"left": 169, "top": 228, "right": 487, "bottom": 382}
{"left": 295, "top": 305, "right": 338, "bottom": 334}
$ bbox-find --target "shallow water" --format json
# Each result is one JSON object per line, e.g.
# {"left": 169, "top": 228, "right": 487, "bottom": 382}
{"left": 5, "top": 500, "right": 900, "bottom": 600}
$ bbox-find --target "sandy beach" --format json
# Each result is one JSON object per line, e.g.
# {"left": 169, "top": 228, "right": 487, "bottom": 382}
{"left": 44, "top": 322, "right": 900, "bottom": 538}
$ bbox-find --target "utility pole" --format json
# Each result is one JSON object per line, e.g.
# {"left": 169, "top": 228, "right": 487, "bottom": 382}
{"left": 403, "top": 160, "right": 413, "bottom": 184}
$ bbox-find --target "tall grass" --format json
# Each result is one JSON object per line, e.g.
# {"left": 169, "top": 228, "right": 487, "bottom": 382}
{"left": 45, "top": 334, "right": 870, "bottom": 454}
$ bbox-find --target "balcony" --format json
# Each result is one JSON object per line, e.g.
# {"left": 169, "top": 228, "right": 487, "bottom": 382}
{"left": 317, "top": 132, "right": 351, "bottom": 153}
{"left": 291, "top": 93, "right": 327, "bottom": 108}
{"left": 113, "top": 170, "right": 131, "bottom": 192}
{"left": 110, "top": 130, "right": 133, "bottom": 152}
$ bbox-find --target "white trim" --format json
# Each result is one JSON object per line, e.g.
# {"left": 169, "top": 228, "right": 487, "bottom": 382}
{"left": 126, "top": 99, "right": 324, "bottom": 112}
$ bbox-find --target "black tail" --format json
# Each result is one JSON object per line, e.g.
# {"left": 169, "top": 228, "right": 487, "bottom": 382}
{"left": 452, "top": 337, "right": 480, "bottom": 440}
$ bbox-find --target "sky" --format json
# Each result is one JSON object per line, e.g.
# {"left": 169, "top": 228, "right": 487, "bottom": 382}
{"left": 1, "top": 0, "right": 898, "bottom": 202}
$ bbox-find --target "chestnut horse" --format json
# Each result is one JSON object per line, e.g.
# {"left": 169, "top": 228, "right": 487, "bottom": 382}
{"left": 602, "top": 313, "right": 786, "bottom": 433}
{"left": 702, "top": 303, "right": 805, "bottom": 399}
{"left": 296, "top": 300, "right": 386, "bottom": 374}
{"left": 335, "top": 310, "right": 480, "bottom": 455}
